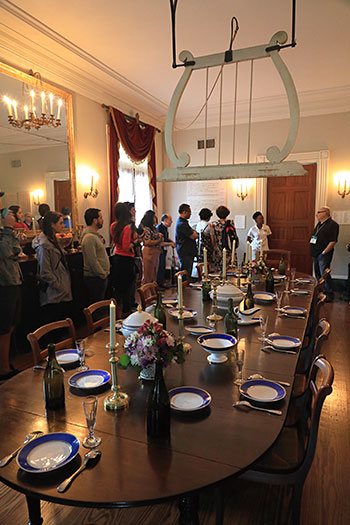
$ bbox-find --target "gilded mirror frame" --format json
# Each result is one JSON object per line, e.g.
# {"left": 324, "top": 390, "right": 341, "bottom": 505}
{"left": 0, "top": 60, "right": 78, "bottom": 227}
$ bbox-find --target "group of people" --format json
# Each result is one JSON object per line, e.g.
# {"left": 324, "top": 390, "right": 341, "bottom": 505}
{"left": 5, "top": 203, "right": 72, "bottom": 231}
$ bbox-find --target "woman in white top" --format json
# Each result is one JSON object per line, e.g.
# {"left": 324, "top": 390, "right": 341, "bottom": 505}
{"left": 247, "top": 211, "right": 272, "bottom": 260}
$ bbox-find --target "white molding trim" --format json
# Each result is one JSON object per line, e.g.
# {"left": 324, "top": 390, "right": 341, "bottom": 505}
{"left": 255, "top": 150, "right": 329, "bottom": 218}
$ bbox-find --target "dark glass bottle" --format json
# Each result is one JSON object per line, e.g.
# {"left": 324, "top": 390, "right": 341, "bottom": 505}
{"left": 154, "top": 291, "right": 167, "bottom": 330}
{"left": 243, "top": 282, "right": 255, "bottom": 310}
{"left": 278, "top": 255, "right": 287, "bottom": 275}
{"left": 265, "top": 267, "right": 275, "bottom": 293}
{"left": 147, "top": 360, "right": 170, "bottom": 439}
{"left": 43, "top": 344, "right": 65, "bottom": 410}
{"left": 202, "top": 279, "right": 211, "bottom": 302}
{"left": 224, "top": 298, "right": 238, "bottom": 337}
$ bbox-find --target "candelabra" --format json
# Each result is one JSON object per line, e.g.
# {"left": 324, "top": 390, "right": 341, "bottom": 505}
{"left": 207, "top": 278, "right": 223, "bottom": 322}
{"left": 104, "top": 341, "right": 129, "bottom": 411}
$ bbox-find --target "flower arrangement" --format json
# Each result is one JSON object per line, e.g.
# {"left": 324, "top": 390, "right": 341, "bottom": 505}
{"left": 121, "top": 320, "right": 186, "bottom": 370}
{"left": 251, "top": 256, "right": 268, "bottom": 275}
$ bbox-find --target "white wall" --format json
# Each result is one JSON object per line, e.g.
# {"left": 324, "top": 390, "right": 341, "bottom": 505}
{"left": 160, "top": 111, "right": 350, "bottom": 277}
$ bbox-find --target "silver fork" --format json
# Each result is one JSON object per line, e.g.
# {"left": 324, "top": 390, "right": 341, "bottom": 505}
{"left": 233, "top": 400, "right": 282, "bottom": 416}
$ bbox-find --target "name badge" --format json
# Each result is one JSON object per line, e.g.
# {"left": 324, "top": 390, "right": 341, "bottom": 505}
{"left": 310, "top": 235, "right": 317, "bottom": 244}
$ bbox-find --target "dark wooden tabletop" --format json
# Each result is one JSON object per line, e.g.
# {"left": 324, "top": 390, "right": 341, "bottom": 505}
{"left": 0, "top": 277, "right": 315, "bottom": 511}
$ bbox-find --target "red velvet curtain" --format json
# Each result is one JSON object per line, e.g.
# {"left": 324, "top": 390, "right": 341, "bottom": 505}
{"left": 109, "top": 107, "right": 157, "bottom": 222}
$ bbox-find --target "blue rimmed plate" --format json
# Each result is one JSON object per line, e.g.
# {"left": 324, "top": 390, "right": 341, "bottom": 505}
{"left": 239, "top": 379, "right": 286, "bottom": 403}
{"left": 162, "top": 298, "right": 178, "bottom": 306}
{"left": 269, "top": 335, "right": 301, "bottom": 350}
{"left": 253, "top": 292, "right": 275, "bottom": 303}
{"left": 168, "top": 308, "right": 197, "bottom": 319}
{"left": 185, "top": 325, "right": 214, "bottom": 336}
{"left": 291, "top": 289, "right": 310, "bottom": 295}
{"left": 55, "top": 349, "right": 79, "bottom": 366}
{"left": 16, "top": 433, "right": 80, "bottom": 473}
{"left": 295, "top": 277, "right": 313, "bottom": 284}
{"left": 281, "top": 306, "right": 307, "bottom": 317}
{"left": 68, "top": 369, "right": 111, "bottom": 390}
{"left": 169, "top": 386, "right": 211, "bottom": 411}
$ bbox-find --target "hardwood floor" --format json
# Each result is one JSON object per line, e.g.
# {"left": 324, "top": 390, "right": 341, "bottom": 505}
{"left": 1, "top": 296, "right": 349, "bottom": 524}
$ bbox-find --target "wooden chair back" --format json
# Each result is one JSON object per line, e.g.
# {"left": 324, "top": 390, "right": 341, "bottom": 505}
{"left": 298, "top": 317, "right": 331, "bottom": 375}
{"left": 27, "top": 318, "right": 77, "bottom": 365}
{"left": 263, "top": 249, "right": 291, "bottom": 272}
{"left": 175, "top": 270, "right": 190, "bottom": 288}
{"left": 196, "top": 263, "right": 204, "bottom": 282}
{"left": 137, "top": 282, "right": 158, "bottom": 310}
{"left": 83, "top": 299, "right": 117, "bottom": 336}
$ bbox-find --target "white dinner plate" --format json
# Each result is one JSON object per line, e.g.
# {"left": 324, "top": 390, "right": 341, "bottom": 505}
{"left": 185, "top": 325, "right": 214, "bottom": 336}
{"left": 239, "top": 379, "right": 286, "bottom": 403}
{"left": 253, "top": 292, "right": 275, "bottom": 303}
{"left": 295, "top": 278, "right": 313, "bottom": 284}
{"left": 291, "top": 289, "right": 310, "bottom": 295}
{"left": 268, "top": 336, "right": 301, "bottom": 349}
{"left": 281, "top": 306, "right": 307, "bottom": 317}
{"left": 68, "top": 370, "right": 111, "bottom": 389}
{"left": 169, "top": 386, "right": 211, "bottom": 411}
{"left": 55, "top": 349, "right": 79, "bottom": 365}
{"left": 168, "top": 308, "right": 197, "bottom": 319}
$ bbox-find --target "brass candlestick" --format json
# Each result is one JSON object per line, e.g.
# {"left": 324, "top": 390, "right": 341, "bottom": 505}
{"left": 207, "top": 278, "right": 223, "bottom": 322}
{"left": 104, "top": 342, "right": 129, "bottom": 411}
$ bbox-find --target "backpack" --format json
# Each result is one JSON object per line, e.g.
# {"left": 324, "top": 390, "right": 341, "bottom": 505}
{"left": 221, "top": 220, "right": 238, "bottom": 251}
{"left": 197, "top": 223, "right": 212, "bottom": 262}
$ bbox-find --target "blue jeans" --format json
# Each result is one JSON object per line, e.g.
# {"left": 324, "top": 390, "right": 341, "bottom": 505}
{"left": 313, "top": 252, "right": 333, "bottom": 296}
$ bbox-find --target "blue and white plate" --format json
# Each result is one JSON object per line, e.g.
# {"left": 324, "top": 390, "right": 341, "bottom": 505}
{"left": 253, "top": 292, "right": 275, "bottom": 303}
{"left": 162, "top": 298, "right": 178, "bottom": 306}
{"left": 69, "top": 369, "right": 111, "bottom": 390}
{"left": 273, "top": 274, "right": 286, "bottom": 281}
{"left": 268, "top": 335, "right": 301, "bottom": 350}
{"left": 185, "top": 325, "right": 214, "bottom": 336}
{"left": 291, "top": 289, "right": 310, "bottom": 295}
{"left": 239, "top": 379, "right": 286, "bottom": 403}
{"left": 295, "top": 277, "right": 313, "bottom": 284}
{"left": 55, "top": 349, "right": 79, "bottom": 366}
{"left": 168, "top": 308, "right": 197, "bottom": 319}
{"left": 281, "top": 306, "right": 307, "bottom": 317}
{"left": 16, "top": 433, "right": 80, "bottom": 473}
{"left": 169, "top": 386, "right": 211, "bottom": 411}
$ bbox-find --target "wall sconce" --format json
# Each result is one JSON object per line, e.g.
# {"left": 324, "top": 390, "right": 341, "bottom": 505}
{"left": 232, "top": 179, "right": 251, "bottom": 201}
{"left": 31, "top": 189, "right": 44, "bottom": 206}
{"left": 79, "top": 166, "right": 99, "bottom": 199}
{"left": 335, "top": 171, "right": 350, "bottom": 198}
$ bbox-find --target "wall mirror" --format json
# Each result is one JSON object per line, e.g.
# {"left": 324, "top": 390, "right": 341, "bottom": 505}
{"left": 0, "top": 61, "right": 77, "bottom": 227}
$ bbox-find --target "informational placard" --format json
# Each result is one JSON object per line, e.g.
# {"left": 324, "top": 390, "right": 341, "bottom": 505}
{"left": 333, "top": 210, "right": 350, "bottom": 225}
{"left": 186, "top": 180, "right": 226, "bottom": 226}
{"left": 234, "top": 215, "right": 246, "bottom": 229}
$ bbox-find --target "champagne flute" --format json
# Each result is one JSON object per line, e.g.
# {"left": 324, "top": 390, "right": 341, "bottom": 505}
{"left": 258, "top": 315, "right": 269, "bottom": 343}
{"left": 82, "top": 396, "right": 101, "bottom": 448}
{"left": 290, "top": 268, "right": 296, "bottom": 283}
{"left": 284, "top": 277, "right": 290, "bottom": 294}
{"left": 275, "top": 290, "right": 284, "bottom": 311}
{"left": 234, "top": 348, "right": 245, "bottom": 386}
{"left": 75, "top": 339, "right": 88, "bottom": 372}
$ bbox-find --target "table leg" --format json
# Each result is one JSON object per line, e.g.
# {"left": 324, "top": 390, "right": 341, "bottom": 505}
{"left": 178, "top": 494, "right": 199, "bottom": 525}
{"left": 26, "top": 495, "right": 43, "bottom": 525}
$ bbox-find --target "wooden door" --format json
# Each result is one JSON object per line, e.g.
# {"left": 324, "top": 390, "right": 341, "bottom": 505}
{"left": 267, "top": 164, "right": 316, "bottom": 274}
{"left": 54, "top": 180, "right": 72, "bottom": 214}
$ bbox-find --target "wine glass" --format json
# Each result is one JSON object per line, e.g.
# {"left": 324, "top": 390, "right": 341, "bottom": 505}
{"left": 82, "top": 396, "right": 101, "bottom": 448}
{"left": 275, "top": 290, "right": 284, "bottom": 311}
{"left": 258, "top": 315, "right": 269, "bottom": 344}
{"left": 75, "top": 339, "right": 88, "bottom": 372}
{"left": 234, "top": 348, "right": 245, "bottom": 386}
{"left": 290, "top": 267, "right": 296, "bottom": 283}
{"left": 284, "top": 277, "right": 290, "bottom": 294}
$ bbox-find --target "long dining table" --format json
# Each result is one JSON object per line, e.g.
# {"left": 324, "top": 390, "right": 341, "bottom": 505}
{"left": 0, "top": 275, "right": 315, "bottom": 524}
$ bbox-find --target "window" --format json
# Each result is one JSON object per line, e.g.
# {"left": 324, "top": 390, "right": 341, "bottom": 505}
{"left": 117, "top": 144, "right": 153, "bottom": 225}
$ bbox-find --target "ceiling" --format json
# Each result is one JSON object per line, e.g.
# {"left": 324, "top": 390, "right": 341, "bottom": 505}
{"left": 0, "top": 0, "right": 349, "bottom": 132}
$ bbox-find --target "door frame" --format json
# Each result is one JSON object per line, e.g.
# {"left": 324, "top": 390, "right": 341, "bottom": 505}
{"left": 45, "top": 171, "right": 70, "bottom": 211}
{"left": 255, "top": 150, "right": 329, "bottom": 219}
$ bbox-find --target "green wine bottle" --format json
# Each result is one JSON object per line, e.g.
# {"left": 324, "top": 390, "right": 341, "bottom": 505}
{"left": 265, "top": 267, "right": 275, "bottom": 293}
{"left": 155, "top": 291, "right": 167, "bottom": 330}
{"left": 43, "top": 343, "right": 65, "bottom": 410}
{"left": 224, "top": 298, "right": 238, "bottom": 337}
{"left": 243, "top": 282, "right": 255, "bottom": 310}
{"left": 278, "top": 255, "right": 287, "bottom": 275}
{"left": 147, "top": 360, "right": 170, "bottom": 439}
{"left": 202, "top": 279, "right": 211, "bottom": 302}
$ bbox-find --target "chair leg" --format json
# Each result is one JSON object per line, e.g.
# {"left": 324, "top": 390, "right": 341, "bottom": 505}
{"left": 291, "top": 483, "right": 303, "bottom": 525}
{"left": 215, "top": 485, "right": 225, "bottom": 525}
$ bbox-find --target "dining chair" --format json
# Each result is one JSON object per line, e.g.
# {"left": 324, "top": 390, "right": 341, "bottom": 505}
{"left": 83, "top": 299, "right": 117, "bottom": 336}
{"left": 196, "top": 262, "right": 204, "bottom": 281}
{"left": 27, "top": 318, "right": 77, "bottom": 365}
{"left": 216, "top": 355, "right": 334, "bottom": 525}
{"left": 137, "top": 282, "right": 159, "bottom": 310}
{"left": 175, "top": 270, "right": 190, "bottom": 288}
{"left": 303, "top": 293, "right": 326, "bottom": 347}
{"left": 262, "top": 249, "right": 291, "bottom": 272}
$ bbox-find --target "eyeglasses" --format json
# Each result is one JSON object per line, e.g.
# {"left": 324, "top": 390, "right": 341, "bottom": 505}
{"left": 316, "top": 210, "right": 326, "bottom": 214}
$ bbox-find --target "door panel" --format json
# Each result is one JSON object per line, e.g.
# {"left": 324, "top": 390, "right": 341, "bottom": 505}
{"left": 54, "top": 180, "right": 72, "bottom": 215}
{"left": 267, "top": 164, "right": 317, "bottom": 274}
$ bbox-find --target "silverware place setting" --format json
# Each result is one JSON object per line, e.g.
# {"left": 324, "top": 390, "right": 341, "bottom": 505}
{"left": 57, "top": 449, "right": 102, "bottom": 492}
{"left": 0, "top": 431, "right": 44, "bottom": 467}
{"left": 233, "top": 400, "right": 282, "bottom": 416}
{"left": 247, "top": 373, "right": 290, "bottom": 387}
{"left": 260, "top": 345, "right": 297, "bottom": 355}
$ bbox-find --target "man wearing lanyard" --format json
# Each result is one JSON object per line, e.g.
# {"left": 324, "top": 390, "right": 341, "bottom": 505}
{"left": 310, "top": 206, "right": 339, "bottom": 302}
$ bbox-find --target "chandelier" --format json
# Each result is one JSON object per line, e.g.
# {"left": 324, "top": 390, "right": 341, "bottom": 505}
{"left": 3, "top": 73, "right": 62, "bottom": 131}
